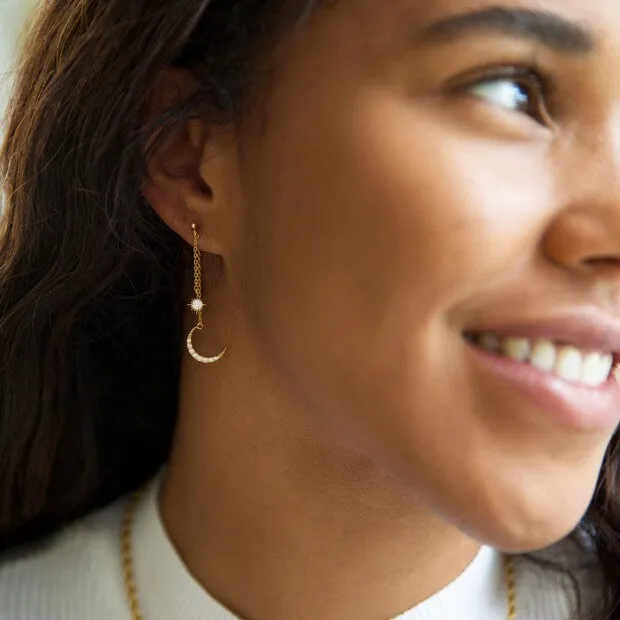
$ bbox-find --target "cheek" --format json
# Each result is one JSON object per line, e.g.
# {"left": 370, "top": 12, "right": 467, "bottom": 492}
{"left": 236, "top": 87, "right": 556, "bottom": 470}
{"left": 242, "top": 90, "right": 554, "bottom": 353}
{"left": 349, "top": 96, "right": 556, "bottom": 312}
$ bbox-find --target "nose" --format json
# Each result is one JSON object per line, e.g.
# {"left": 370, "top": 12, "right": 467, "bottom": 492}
{"left": 543, "top": 117, "right": 620, "bottom": 274}
{"left": 543, "top": 209, "right": 620, "bottom": 271}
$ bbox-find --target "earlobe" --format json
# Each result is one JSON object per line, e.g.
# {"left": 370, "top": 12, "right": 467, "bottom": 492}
{"left": 142, "top": 178, "right": 213, "bottom": 250}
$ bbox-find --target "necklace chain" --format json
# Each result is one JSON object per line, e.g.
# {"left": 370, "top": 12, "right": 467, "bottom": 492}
{"left": 121, "top": 492, "right": 144, "bottom": 620}
{"left": 121, "top": 491, "right": 517, "bottom": 620}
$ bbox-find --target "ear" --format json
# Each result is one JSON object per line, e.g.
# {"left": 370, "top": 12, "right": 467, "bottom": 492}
{"left": 141, "top": 68, "right": 233, "bottom": 254}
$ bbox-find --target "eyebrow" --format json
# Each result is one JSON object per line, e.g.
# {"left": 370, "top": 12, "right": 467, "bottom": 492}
{"left": 416, "top": 7, "right": 596, "bottom": 55}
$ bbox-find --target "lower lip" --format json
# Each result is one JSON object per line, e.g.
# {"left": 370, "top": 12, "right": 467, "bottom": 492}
{"left": 465, "top": 341, "right": 620, "bottom": 432}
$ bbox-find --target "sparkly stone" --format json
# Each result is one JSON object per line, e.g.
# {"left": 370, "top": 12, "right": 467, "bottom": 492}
{"left": 190, "top": 299, "right": 204, "bottom": 312}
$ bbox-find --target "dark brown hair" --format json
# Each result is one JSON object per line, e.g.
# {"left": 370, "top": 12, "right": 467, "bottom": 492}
{"left": 0, "top": 1, "right": 618, "bottom": 617}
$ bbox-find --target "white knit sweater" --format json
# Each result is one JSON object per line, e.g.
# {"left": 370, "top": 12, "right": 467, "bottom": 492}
{"left": 0, "top": 477, "right": 605, "bottom": 619}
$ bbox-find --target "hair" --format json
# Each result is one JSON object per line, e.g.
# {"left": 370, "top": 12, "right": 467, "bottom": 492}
{"left": 0, "top": 0, "right": 618, "bottom": 617}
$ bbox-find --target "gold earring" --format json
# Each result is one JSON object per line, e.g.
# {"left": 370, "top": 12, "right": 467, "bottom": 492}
{"left": 186, "top": 223, "right": 226, "bottom": 364}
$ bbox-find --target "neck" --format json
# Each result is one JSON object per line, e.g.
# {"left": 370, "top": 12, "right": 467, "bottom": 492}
{"left": 160, "top": 334, "right": 480, "bottom": 620}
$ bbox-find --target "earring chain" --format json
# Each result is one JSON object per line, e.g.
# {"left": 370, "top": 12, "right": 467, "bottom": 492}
{"left": 191, "top": 223, "right": 204, "bottom": 330}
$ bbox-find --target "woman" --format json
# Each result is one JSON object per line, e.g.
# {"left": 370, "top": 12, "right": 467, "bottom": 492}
{"left": 0, "top": 0, "right": 618, "bottom": 617}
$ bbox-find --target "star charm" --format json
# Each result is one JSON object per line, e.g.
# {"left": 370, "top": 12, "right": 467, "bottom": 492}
{"left": 190, "top": 298, "right": 204, "bottom": 312}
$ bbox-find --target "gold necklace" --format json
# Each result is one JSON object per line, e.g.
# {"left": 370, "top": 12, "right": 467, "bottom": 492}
{"left": 121, "top": 491, "right": 517, "bottom": 620}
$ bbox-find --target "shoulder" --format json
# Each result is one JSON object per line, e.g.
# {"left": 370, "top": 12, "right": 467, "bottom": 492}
{"left": 0, "top": 498, "right": 129, "bottom": 620}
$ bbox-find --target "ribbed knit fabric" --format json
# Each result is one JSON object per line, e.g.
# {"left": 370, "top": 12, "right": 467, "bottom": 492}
{"left": 0, "top": 476, "right": 604, "bottom": 619}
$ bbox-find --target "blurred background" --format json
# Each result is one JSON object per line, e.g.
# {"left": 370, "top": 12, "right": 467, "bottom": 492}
{"left": 0, "top": 0, "right": 37, "bottom": 114}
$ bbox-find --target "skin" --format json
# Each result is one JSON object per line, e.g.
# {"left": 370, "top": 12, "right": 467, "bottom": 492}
{"left": 144, "top": 0, "right": 620, "bottom": 618}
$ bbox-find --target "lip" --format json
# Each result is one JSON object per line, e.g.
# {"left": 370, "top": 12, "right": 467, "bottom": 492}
{"left": 463, "top": 309, "right": 620, "bottom": 432}
{"left": 465, "top": 309, "right": 620, "bottom": 357}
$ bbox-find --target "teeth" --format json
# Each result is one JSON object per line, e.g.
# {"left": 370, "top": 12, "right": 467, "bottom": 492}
{"left": 479, "top": 333, "right": 501, "bottom": 353}
{"left": 582, "top": 353, "right": 612, "bottom": 386}
{"left": 471, "top": 333, "right": 613, "bottom": 387}
{"left": 555, "top": 346, "right": 582, "bottom": 382}
{"left": 599, "top": 354, "right": 614, "bottom": 383}
{"left": 583, "top": 353, "right": 605, "bottom": 387}
{"left": 530, "top": 340, "right": 557, "bottom": 373}
{"left": 501, "top": 337, "right": 531, "bottom": 362}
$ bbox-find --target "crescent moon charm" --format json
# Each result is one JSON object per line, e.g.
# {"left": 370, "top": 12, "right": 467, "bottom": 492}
{"left": 186, "top": 327, "right": 227, "bottom": 364}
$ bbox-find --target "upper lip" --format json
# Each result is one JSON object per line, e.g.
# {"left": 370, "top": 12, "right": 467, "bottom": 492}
{"left": 466, "top": 308, "right": 620, "bottom": 357}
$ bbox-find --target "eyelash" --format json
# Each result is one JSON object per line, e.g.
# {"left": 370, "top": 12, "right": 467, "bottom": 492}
{"left": 456, "top": 65, "right": 552, "bottom": 126}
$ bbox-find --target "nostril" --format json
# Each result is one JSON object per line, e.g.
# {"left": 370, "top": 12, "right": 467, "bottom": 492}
{"left": 582, "top": 256, "right": 620, "bottom": 275}
{"left": 584, "top": 256, "right": 620, "bottom": 268}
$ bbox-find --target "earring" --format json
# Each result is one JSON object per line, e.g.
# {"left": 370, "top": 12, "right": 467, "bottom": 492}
{"left": 186, "top": 223, "right": 227, "bottom": 364}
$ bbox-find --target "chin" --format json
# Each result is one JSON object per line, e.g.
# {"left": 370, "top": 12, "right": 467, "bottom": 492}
{"left": 456, "top": 474, "right": 599, "bottom": 554}
{"left": 476, "top": 512, "right": 585, "bottom": 555}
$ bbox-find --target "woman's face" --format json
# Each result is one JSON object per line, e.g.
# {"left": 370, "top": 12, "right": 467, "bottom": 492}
{"left": 221, "top": 0, "right": 620, "bottom": 551}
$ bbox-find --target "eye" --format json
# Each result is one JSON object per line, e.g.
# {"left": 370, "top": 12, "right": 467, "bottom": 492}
{"left": 461, "top": 68, "right": 550, "bottom": 125}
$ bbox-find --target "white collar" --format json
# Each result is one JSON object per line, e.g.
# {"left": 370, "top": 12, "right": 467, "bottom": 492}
{"left": 132, "top": 476, "right": 508, "bottom": 620}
